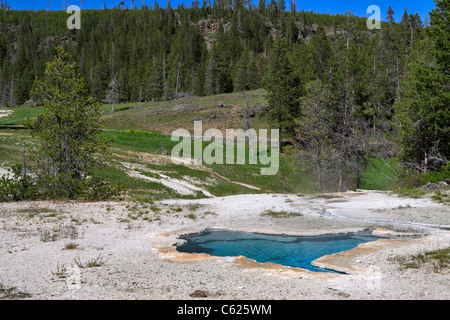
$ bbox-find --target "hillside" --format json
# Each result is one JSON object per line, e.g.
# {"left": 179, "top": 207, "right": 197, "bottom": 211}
{"left": 0, "top": 86, "right": 397, "bottom": 201}
{"left": 102, "top": 89, "right": 268, "bottom": 134}
{"left": 0, "top": 4, "right": 406, "bottom": 107}
{"left": 0, "top": 89, "right": 269, "bottom": 133}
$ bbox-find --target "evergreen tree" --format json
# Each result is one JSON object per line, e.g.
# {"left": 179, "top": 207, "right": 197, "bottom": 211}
{"left": 246, "top": 51, "right": 260, "bottom": 90}
{"left": 310, "top": 24, "right": 332, "bottom": 81}
{"left": 262, "top": 38, "right": 299, "bottom": 137}
{"left": 193, "top": 64, "right": 205, "bottom": 96}
{"left": 106, "top": 74, "right": 120, "bottom": 111}
{"left": 386, "top": 6, "right": 395, "bottom": 24}
{"left": 233, "top": 50, "right": 249, "bottom": 92}
{"left": 428, "top": 0, "right": 450, "bottom": 74}
{"left": 27, "top": 47, "right": 116, "bottom": 199}
{"left": 296, "top": 80, "right": 334, "bottom": 192}
{"left": 148, "top": 57, "right": 163, "bottom": 101}
{"left": 394, "top": 0, "right": 450, "bottom": 173}
{"left": 204, "top": 53, "right": 218, "bottom": 95}
{"left": 285, "top": 12, "right": 298, "bottom": 44}
{"left": 0, "top": 1, "right": 430, "bottom": 128}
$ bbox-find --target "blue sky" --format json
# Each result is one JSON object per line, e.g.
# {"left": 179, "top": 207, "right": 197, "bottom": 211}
{"left": 9, "top": 0, "right": 436, "bottom": 22}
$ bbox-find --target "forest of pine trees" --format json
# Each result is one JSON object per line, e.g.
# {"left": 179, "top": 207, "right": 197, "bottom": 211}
{"left": 0, "top": 0, "right": 448, "bottom": 189}
{"left": 1, "top": 1, "right": 403, "bottom": 106}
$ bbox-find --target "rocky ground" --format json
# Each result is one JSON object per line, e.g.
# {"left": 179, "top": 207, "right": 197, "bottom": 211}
{"left": 0, "top": 191, "right": 449, "bottom": 300}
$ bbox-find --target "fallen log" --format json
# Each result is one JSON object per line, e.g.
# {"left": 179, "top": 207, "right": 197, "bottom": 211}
{"left": 0, "top": 125, "right": 27, "bottom": 129}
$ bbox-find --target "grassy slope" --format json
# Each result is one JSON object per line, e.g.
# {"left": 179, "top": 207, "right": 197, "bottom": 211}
{"left": 102, "top": 89, "right": 269, "bottom": 134}
{"left": 359, "top": 158, "right": 398, "bottom": 191}
{"left": 0, "top": 90, "right": 397, "bottom": 199}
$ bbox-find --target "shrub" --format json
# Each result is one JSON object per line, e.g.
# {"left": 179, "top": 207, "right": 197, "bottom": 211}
{"left": 0, "top": 164, "right": 39, "bottom": 201}
{"left": 0, "top": 163, "right": 122, "bottom": 202}
{"left": 419, "top": 162, "right": 450, "bottom": 184}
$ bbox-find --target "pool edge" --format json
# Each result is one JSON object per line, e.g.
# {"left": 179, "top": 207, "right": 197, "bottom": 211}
{"left": 151, "top": 226, "right": 428, "bottom": 279}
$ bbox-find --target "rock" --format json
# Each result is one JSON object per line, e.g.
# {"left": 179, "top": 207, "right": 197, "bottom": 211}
{"left": 337, "top": 292, "right": 350, "bottom": 298}
{"left": 420, "top": 182, "right": 441, "bottom": 191}
{"left": 189, "top": 290, "right": 209, "bottom": 298}
{"left": 218, "top": 101, "right": 224, "bottom": 108}
{"left": 172, "top": 104, "right": 195, "bottom": 112}
{"left": 247, "top": 108, "right": 256, "bottom": 118}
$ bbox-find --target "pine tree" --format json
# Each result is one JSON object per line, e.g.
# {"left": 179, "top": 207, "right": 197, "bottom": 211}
{"left": 106, "top": 74, "right": 120, "bottom": 112}
{"left": 262, "top": 38, "right": 300, "bottom": 137}
{"left": 233, "top": 50, "right": 249, "bottom": 92}
{"left": 310, "top": 24, "right": 332, "bottom": 81}
{"left": 204, "top": 54, "right": 218, "bottom": 95}
{"left": 296, "top": 80, "right": 334, "bottom": 192}
{"left": 193, "top": 64, "right": 205, "bottom": 96}
{"left": 246, "top": 52, "right": 260, "bottom": 90}
{"left": 394, "top": 0, "right": 450, "bottom": 173}
{"left": 428, "top": 0, "right": 450, "bottom": 74}
{"left": 27, "top": 47, "right": 113, "bottom": 199}
{"left": 148, "top": 56, "right": 163, "bottom": 101}
{"left": 329, "top": 29, "right": 375, "bottom": 191}
{"left": 285, "top": 12, "right": 298, "bottom": 44}
{"left": 386, "top": 6, "right": 395, "bottom": 24}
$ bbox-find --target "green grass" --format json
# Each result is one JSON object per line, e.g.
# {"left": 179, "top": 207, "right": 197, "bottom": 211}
{"left": 0, "top": 101, "right": 137, "bottom": 126}
{"left": 0, "top": 127, "right": 401, "bottom": 199}
{"left": 101, "top": 129, "right": 280, "bottom": 196}
{"left": 0, "top": 107, "right": 43, "bottom": 125}
{"left": 390, "top": 247, "right": 450, "bottom": 273}
{"left": 16, "top": 207, "right": 58, "bottom": 216}
{"left": 186, "top": 213, "right": 197, "bottom": 220}
{"left": 101, "top": 102, "right": 138, "bottom": 113}
{"left": 102, "top": 89, "right": 269, "bottom": 133}
{"left": 431, "top": 191, "right": 450, "bottom": 204}
{"left": 0, "top": 91, "right": 405, "bottom": 199}
{"left": 394, "top": 187, "right": 426, "bottom": 198}
{"left": 359, "top": 157, "right": 397, "bottom": 191}
{"left": 64, "top": 243, "right": 79, "bottom": 250}
{"left": 261, "top": 210, "right": 302, "bottom": 218}
{"left": 103, "top": 129, "right": 178, "bottom": 154}
{"left": 89, "top": 160, "right": 180, "bottom": 200}
{"left": 0, "top": 129, "right": 36, "bottom": 164}
{"left": 74, "top": 255, "right": 105, "bottom": 268}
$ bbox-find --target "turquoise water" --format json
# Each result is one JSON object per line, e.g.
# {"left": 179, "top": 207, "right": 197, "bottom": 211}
{"left": 176, "top": 229, "right": 382, "bottom": 273}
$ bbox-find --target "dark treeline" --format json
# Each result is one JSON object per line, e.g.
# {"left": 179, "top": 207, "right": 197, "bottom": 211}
{"left": 1, "top": 0, "right": 405, "bottom": 107}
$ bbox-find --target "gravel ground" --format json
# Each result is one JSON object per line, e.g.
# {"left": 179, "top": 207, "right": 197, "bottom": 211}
{"left": 0, "top": 191, "right": 449, "bottom": 300}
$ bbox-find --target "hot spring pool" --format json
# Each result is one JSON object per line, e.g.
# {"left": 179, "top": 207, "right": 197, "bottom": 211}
{"left": 176, "top": 229, "right": 382, "bottom": 273}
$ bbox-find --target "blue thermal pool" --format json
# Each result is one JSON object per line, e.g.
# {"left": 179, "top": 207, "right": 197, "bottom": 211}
{"left": 176, "top": 229, "right": 383, "bottom": 273}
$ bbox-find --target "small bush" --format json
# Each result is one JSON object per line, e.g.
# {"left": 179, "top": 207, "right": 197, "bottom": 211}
{"left": 419, "top": 162, "right": 450, "bottom": 185}
{"left": 186, "top": 213, "right": 197, "bottom": 220}
{"left": 0, "top": 164, "right": 39, "bottom": 201}
{"left": 64, "top": 243, "right": 79, "bottom": 250}
{"left": 390, "top": 247, "right": 450, "bottom": 273}
{"left": 261, "top": 210, "right": 302, "bottom": 218}
{"left": 74, "top": 255, "right": 105, "bottom": 268}
{"left": 0, "top": 163, "right": 122, "bottom": 202}
{"left": 394, "top": 187, "right": 426, "bottom": 198}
